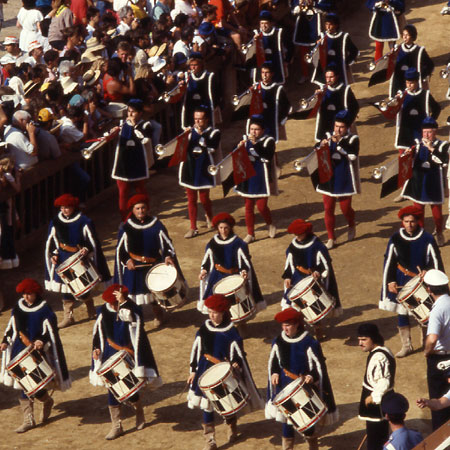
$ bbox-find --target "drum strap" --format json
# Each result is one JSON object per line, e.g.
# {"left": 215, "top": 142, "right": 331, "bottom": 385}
{"left": 204, "top": 353, "right": 221, "bottom": 364}
{"left": 283, "top": 368, "right": 300, "bottom": 380}
{"left": 59, "top": 243, "right": 80, "bottom": 253}
{"left": 214, "top": 264, "right": 239, "bottom": 274}
{"left": 107, "top": 338, "right": 135, "bottom": 357}
{"left": 397, "top": 264, "right": 417, "bottom": 278}
{"left": 296, "top": 265, "right": 312, "bottom": 275}
{"left": 19, "top": 332, "right": 32, "bottom": 347}
{"left": 129, "top": 252, "right": 157, "bottom": 264}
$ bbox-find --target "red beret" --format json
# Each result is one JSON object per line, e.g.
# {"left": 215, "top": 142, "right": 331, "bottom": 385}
{"left": 211, "top": 212, "right": 235, "bottom": 228}
{"left": 127, "top": 194, "right": 149, "bottom": 210}
{"left": 204, "top": 294, "right": 230, "bottom": 312}
{"left": 274, "top": 307, "right": 303, "bottom": 324}
{"left": 16, "top": 278, "right": 42, "bottom": 295}
{"left": 287, "top": 219, "right": 313, "bottom": 236}
{"left": 102, "top": 284, "right": 129, "bottom": 304}
{"left": 398, "top": 205, "right": 423, "bottom": 220}
{"left": 54, "top": 193, "right": 79, "bottom": 208}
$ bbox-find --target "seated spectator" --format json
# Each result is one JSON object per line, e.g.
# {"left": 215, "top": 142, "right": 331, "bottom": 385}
{"left": 35, "top": 108, "right": 62, "bottom": 160}
{"left": 2, "top": 36, "right": 26, "bottom": 65}
{"left": 117, "top": 6, "right": 136, "bottom": 36}
{"left": 60, "top": 24, "right": 85, "bottom": 57}
{"left": 4, "top": 110, "right": 39, "bottom": 170}
{"left": 86, "top": 6, "right": 101, "bottom": 40}
{"left": 26, "top": 41, "right": 45, "bottom": 67}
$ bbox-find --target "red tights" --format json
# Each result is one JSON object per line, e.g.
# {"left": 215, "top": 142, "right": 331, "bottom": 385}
{"left": 186, "top": 188, "right": 212, "bottom": 230}
{"left": 413, "top": 202, "right": 443, "bottom": 233}
{"left": 245, "top": 197, "right": 272, "bottom": 236}
{"left": 323, "top": 195, "right": 355, "bottom": 240}
{"left": 116, "top": 180, "right": 148, "bottom": 221}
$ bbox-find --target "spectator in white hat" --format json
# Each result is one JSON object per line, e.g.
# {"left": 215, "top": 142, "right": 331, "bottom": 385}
{"left": 3, "top": 37, "right": 26, "bottom": 65}
{"left": 26, "top": 41, "right": 44, "bottom": 67}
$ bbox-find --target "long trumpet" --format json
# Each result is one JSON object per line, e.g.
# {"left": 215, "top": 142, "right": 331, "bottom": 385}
{"left": 299, "top": 87, "right": 325, "bottom": 109}
{"left": 82, "top": 129, "right": 119, "bottom": 159}
{"left": 378, "top": 90, "right": 403, "bottom": 111}
{"left": 372, "top": 166, "right": 387, "bottom": 179}
{"left": 241, "top": 38, "right": 254, "bottom": 55}
{"left": 293, "top": 149, "right": 316, "bottom": 172}
{"left": 155, "top": 128, "right": 191, "bottom": 157}
{"left": 440, "top": 68, "right": 450, "bottom": 79}
{"left": 159, "top": 84, "right": 182, "bottom": 102}
{"left": 368, "top": 44, "right": 398, "bottom": 71}
{"left": 305, "top": 39, "right": 322, "bottom": 64}
{"left": 232, "top": 89, "right": 251, "bottom": 107}
{"left": 208, "top": 141, "right": 247, "bottom": 175}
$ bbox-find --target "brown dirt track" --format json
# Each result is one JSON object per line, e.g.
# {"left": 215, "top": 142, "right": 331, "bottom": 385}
{"left": 1, "top": 1, "right": 450, "bottom": 449}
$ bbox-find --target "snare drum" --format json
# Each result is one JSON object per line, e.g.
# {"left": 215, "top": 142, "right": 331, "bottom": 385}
{"left": 56, "top": 251, "right": 100, "bottom": 298}
{"left": 213, "top": 275, "right": 256, "bottom": 323}
{"left": 287, "top": 276, "right": 335, "bottom": 324}
{"left": 273, "top": 377, "right": 327, "bottom": 433}
{"left": 145, "top": 263, "right": 186, "bottom": 311}
{"left": 198, "top": 362, "right": 249, "bottom": 417}
{"left": 397, "top": 276, "right": 435, "bottom": 324}
{"left": 97, "top": 350, "right": 146, "bottom": 402}
{"left": 6, "top": 345, "right": 55, "bottom": 397}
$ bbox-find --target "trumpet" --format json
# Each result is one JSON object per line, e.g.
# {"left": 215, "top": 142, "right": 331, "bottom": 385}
{"left": 208, "top": 141, "right": 247, "bottom": 175}
{"left": 440, "top": 68, "right": 450, "bottom": 79}
{"left": 82, "top": 146, "right": 96, "bottom": 160}
{"left": 368, "top": 44, "right": 398, "bottom": 71}
{"left": 293, "top": 159, "right": 304, "bottom": 171}
{"left": 159, "top": 84, "right": 181, "bottom": 102}
{"left": 378, "top": 93, "right": 402, "bottom": 111}
{"left": 241, "top": 39, "right": 254, "bottom": 55}
{"left": 305, "top": 40, "right": 322, "bottom": 64}
{"left": 232, "top": 89, "right": 251, "bottom": 107}
{"left": 298, "top": 88, "right": 325, "bottom": 109}
{"left": 372, "top": 166, "right": 387, "bottom": 179}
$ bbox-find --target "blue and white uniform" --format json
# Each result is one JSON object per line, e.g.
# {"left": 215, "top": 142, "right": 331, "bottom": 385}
{"left": 367, "top": 0, "right": 404, "bottom": 42}
{"left": 253, "top": 27, "right": 285, "bottom": 84}
{"left": 292, "top": 2, "right": 322, "bottom": 46}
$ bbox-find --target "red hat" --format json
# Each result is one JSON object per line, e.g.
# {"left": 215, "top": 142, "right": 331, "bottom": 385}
{"left": 16, "top": 278, "right": 42, "bottom": 295}
{"left": 204, "top": 294, "right": 231, "bottom": 312}
{"left": 211, "top": 212, "right": 235, "bottom": 228}
{"left": 398, "top": 205, "right": 423, "bottom": 220}
{"left": 102, "top": 284, "right": 129, "bottom": 304}
{"left": 54, "top": 193, "right": 80, "bottom": 208}
{"left": 274, "top": 307, "right": 303, "bottom": 323}
{"left": 127, "top": 194, "right": 149, "bottom": 210}
{"left": 287, "top": 219, "right": 313, "bottom": 235}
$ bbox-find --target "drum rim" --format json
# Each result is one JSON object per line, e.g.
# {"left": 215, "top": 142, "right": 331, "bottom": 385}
{"left": 146, "top": 263, "right": 178, "bottom": 293}
{"left": 397, "top": 278, "right": 424, "bottom": 302}
{"left": 55, "top": 251, "right": 84, "bottom": 274}
{"left": 213, "top": 275, "right": 245, "bottom": 296}
{"left": 288, "top": 276, "right": 316, "bottom": 301}
{"left": 273, "top": 377, "right": 305, "bottom": 406}
{"left": 198, "top": 361, "right": 232, "bottom": 389}
{"left": 97, "top": 350, "right": 130, "bottom": 375}
{"left": 303, "top": 303, "right": 335, "bottom": 324}
{"left": 114, "top": 379, "right": 146, "bottom": 402}
{"left": 230, "top": 304, "right": 257, "bottom": 323}
{"left": 21, "top": 372, "right": 56, "bottom": 397}
{"left": 220, "top": 396, "right": 250, "bottom": 417}
{"left": 6, "top": 344, "right": 37, "bottom": 369}
{"left": 71, "top": 279, "right": 100, "bottom": 298}
{"left": 291, "top": 406, "right": 327, "bottom": 433}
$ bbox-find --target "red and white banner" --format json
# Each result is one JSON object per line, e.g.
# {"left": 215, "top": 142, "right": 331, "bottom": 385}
{"left": 315, "top": 143, "right": 333, "bottom": 183}
{"left": 232, "top": 142, "right": 256, "bottom": 185}
{"left": 167, "top": 129, "right": 190, "bottom": 167}
{"left": 397, "top": 150, "right": 413, "bottom": 188}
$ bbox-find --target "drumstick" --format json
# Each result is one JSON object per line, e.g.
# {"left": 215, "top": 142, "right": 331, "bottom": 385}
{"left": 356, "top": 434, "right": 367, "bottom": 450}
{"left": 178, "top": 381, "right": 190, "bottom": 400}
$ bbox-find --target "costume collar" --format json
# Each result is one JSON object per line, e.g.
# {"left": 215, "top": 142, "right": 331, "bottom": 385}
{"left": 292, "top": 235, "right": 316, "bottom": 249}
{"left": 18, "top": 298, "right": 46, "bottom": 313}
{"left": 261, "top": 27, "right": 275, "bottom": 36}
{"left": 127, "top": 215, "right": 158, "bottom": 229}
{"left": 58, "top": 211, "right": 81, "bottom": 223}
{"left": 328, "top": 82, "right": 344, "bottom": 92}
{"left": 399, "top": 227, "right": 423, "bottom": 240}
{"left": 213, "top": 234, "right": 237, "bottom": 245}
{"left": 191, "top": 70, "right": 207, "bottom": 81}
{"left": 194, "top": 126, "right": 212, "bottom": 135}
{"left": 407, "top": 88, "right": 422, "bottom": 96}
{"left": 261, "top": 81, "right": 276, "bottom": 90}
{"left": 401, "top": 43, "right": 417, "bottom": 52}
{"left": 326, "top": 31, "right": 343, "bottom": 38}
{"left": 281, "top": 330, "right": 309, "bottom": 343}
{"left": 205, "top": 319, "right": 234, "bottom": 332}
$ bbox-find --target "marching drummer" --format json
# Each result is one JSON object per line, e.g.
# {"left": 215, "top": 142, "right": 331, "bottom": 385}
{"left": 379, "top": 205, "right": 444, "bottom": 358}
{"left": 45, "top": 193, "right": 112, "bottom": 328}
{"left": 187, "top": 294, "right": 263, "bottom": 449}
{"left": 282, "top": 219, "right": 342, "bottom": 340}
{"left": 115, "top": 194, "right": 187, "bottom": 327}
{"left": 0, "top": 279, "right": 71, "bottom": 433}
{"left": 198, "top": 212, "right": 266, "bottom": 322}
{"left": 265, "top": 308, "right": 338, "bottom": 450}
{"left": 90, "top": 284, "right": 162, "bottom": 440}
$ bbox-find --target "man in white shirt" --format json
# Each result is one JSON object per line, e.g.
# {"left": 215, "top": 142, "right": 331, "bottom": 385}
{"left": 4, "top": 110, "right": 38, "bottom": 169}
{"left": 116, "top": 6, "right": 135, "bottom": 35}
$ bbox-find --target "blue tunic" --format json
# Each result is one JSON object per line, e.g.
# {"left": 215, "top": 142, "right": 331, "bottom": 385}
{"left": 45, "top": 211, "right": 112, "bottom": 293}
{"left": 253, "top": 27, "right": 285, "bottom": 84}
{"left": 401, "top": 140, "right": 449, "bottom": 204}
{"left": 292, "top": 3, "right": 321, "bottom": 46}
{"left": 1, "top": 298, "right": 71, "bottom": 391}
{"left": 379, "top": 228, "right": 443, "bottom": 314}
{"left": 367, "top": 0, "right": 404, "bottom": 42}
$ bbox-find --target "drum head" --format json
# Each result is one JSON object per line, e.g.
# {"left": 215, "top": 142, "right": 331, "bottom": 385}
{"left": 56, "top": 251, "right": 82, "bottom": 273}
{"left": 199, "top": 362, "right": 231, "bottom": 388}
{"left": 98, "top": 350, "right": 128, "bottom": 374}
{"left": 146, "top": 263, "right": 177, "bottom": 292}
{"left": 273, "top": 377, "right": 304, "bottom": 406}
{"left": 213, "top": 275, "right": 244, "bottom": 295}
{"left": 288, "top": 275, "right": 314, "bottom": 300}
{"left": 398, "top": 276, "right": 421, "bottom": 301}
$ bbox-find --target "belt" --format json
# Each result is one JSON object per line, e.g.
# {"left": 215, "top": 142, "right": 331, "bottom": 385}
{"left": 204, "top": 353, "right": 221, "bottom": 364}
{"left": 59, "top": 243, "right": 79, "bottom": 253}
{"left": 19, "top": 331, "right": 32, "bottom": 347}
{"left": 215, "top": 264, "right": 239, "bottom": 275}
{"left": 283, "top": 368, "right": 299, "bottom": 380}
{"left": 296, "top": 265, "right": 312, "bottom": 275}
{"left": 397, "top": 264, "right": 417, "bottom": 278}
{"left": 129, "top": 253, "right": 157, "bottom": 264}
{"left": 107, "top": 338, "right": 134, "bottom": 357}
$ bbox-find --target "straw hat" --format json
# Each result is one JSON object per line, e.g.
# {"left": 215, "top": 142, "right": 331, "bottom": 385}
{"left": 83, "top": 69, "right": 101, "bottom": 86}
{"left": 60, "top": 76, "right": 79, "bottom": 95}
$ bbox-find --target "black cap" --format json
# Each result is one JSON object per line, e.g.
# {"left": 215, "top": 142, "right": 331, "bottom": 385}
{"left": 382, "top": 392, "right": 409, "bottom": 415}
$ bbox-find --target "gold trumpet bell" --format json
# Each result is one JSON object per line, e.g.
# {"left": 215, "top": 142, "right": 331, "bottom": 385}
{"left": 207, "top": 164, "right": 219, "bottom": 175}
{"left": 368, "top": 61, "right": 376, "bottom": 71}
{"left": 232, "top": 95, "right": 239, "bottom": 106}
{"left": 293, "top": 160, "right": 304, "bottom": 172}
{"left": 155, "top": 144, "right": 165, "bottom": 156}
{"left": 372, "top": 166, "right": 386, "bottom": 180}
{"left": 82, "top": 148, "right": 94, "bottom": 160}
{"left": 440, "top": 69, "right": 449, "bottom": 79}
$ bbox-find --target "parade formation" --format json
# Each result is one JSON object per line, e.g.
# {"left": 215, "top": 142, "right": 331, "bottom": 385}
{"left": 0, "top": 0, "right": 450, "bottom": 449}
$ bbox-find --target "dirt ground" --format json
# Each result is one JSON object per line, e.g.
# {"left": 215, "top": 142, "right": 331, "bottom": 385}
{"left": 1, "top": 1, "right": 450, "bottom": 449}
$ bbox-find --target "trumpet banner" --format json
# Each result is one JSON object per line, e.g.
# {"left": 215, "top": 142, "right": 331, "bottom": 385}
{"left": 397, "top": 151, "right": 413, "bottom": 189}
{"left": 167, "top": 129, "right": 191, "bottom": 167}
{"left": 316, "top": 144, "right": 333, "bottom": 183}
{"left": 368, "top": 47, "right": 399, "bottom": 87}
{"left": 250, "top": 87, "right": 264, "bottom": 116}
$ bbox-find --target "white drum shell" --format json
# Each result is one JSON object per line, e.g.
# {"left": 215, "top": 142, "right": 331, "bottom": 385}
{"left": 198, "top": 362, "right": 249, "bottom": 417}
{"left": 213, "top": 275, "right": 256, "bottom": 323}
{"left": 97, "top": 350, "right": 146, "bottom": 402}
{"left": 288, "top": 276, "right": 335, "bottom": 324}
{"left": 397, "top": 276, "right": 434, "bottom": 324}
{"left": 6, "top": 345, "right": 55, "bottom": 397}
{"left": 145, "top": 263, "right": 186, "bottom": 311}
{"left": 56, "top": 251, "right": 100, "bottom": 298}
{"left": 273, "top": 377, "right": 327, "bottom": 433}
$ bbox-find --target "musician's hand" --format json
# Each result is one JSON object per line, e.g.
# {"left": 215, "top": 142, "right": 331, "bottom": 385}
{"left": 365, "top": 395, "right": 373, "bottom": 407}
{"left": 0, "top": 343, "right": 8, "bottom": 351}
{"left": 416, "top": 398, "right": 429, "bottom": 409}
{"left": 113, "top": 289, "right": 126, "bottom": 303}
{"left": 51, "top": 255, "right": 59, "bottom": 265}
{"left": 284, "top": 279, "right": 292, "bottom": 289}
{"left": 419, "top": 270, "right": 426, "bottom": 279}
{"left": 320, "top": 138, "right": 328, "bottom": 147}
{"left": 126, "top": 259, "right": 136, "bottom": 270}
{"left": 79, "top": 247, "right": 89, "bottom": 257}
{"left": 303, "top": 374, "right": 314, "bottom": 384}
{"left": 187, "top": 372, "right": 196, "bottom": 385}
{"left": 271, "top": 373, "right": 279, "bottom": 386}
{"left": 199, "top": 269, "right": 208, "bottom": 281}
{"left": 165, "top": 256, "right": 174, "bottom": 266}
{"left": 387, "top": 282, "right": 398, "bottom": 294}
{"left": 312, "top": 271, "right": 320, "bottom": 280}
{"left": 241, "top": 270, "right": 248, "bottom": 280}
{"left": 232, "top": 362, "right": 240, "bottom": 370}
{"left": 403, "top": 147, "right": 413, "bottom": 156}
{"left": 34, "top": 340, "right": 44, "bottom": 350}
{"left": 93, "top": 348, "right": 101, "bottom": 360}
